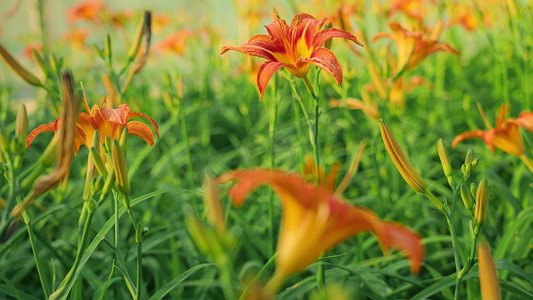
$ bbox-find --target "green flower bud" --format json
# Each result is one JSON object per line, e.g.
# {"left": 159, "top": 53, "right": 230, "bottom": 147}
{"left": 438, "top": 138, "right": 453, "bottom": 186}
{"left": 474, "top": 178, "right": 489, "bottom": 233}
{"left": 112, "top": 140, "right": 130, "bottom": 196}
{"left": 460, "top": 183, "right": 474, "bottom": 214}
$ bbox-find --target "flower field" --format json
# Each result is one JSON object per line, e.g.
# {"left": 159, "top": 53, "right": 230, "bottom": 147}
{"left": 0, "top": 0, "right": 532, "bottom": 299}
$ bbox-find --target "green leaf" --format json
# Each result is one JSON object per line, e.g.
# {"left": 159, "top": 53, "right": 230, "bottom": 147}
{"left": 57, "top": 189, "right": 172, "bottom": 300}
{"left": 148, "top": 263, "right": 212, "bottom": 300}
{"left": 495, "top": 207, "right": 533, "bottom": 259}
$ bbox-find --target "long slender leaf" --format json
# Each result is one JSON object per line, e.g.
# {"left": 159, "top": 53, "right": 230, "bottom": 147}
{"left": 148, "top": 263, "right": 212, "bottom": 300}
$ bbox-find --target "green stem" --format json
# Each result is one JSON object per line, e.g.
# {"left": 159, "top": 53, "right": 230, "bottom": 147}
{"left": 49, "top": 207, "right": 94, "bottom": 300}
{"left": 22, "top": 210, "right": 51, "bottom": 298}
{"left": 267, "top": 78, "right": 278, "bottom": 258}
{"left": 454, "top": 225, "right": 480, "bottom": 300}
{"left": 7, "top": 156, "right": 50, "bottom": 298}
{"left": 125, "top": 196, "right": 142, "bottom": 300}
{"left": 177, "top": 96, "right": 195, "bottom": 197}
{"left": 302, "top": 75, "right": 320, "bottom": 175}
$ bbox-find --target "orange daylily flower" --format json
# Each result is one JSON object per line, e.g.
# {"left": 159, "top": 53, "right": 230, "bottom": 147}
{"left": 63, "top": 29, "right": 89, "bottom": 49}
{"left": 22, "top": 42, "right": 41, "bottom": 58}
{"left": 111, "top": 9, "right": 133, "bottom": 28}
{"left": 373, "top": 21, "right": 458, "bottom": 74}
{"left": 154, "top": 30, "right": 192, "bottom": 55}
{"left": 452, "top": 104, "right": 532, "bottom": 157}
{"left": 388, "top": 0, "right": 437, "bottom": 23}
{"left": 513, "top": 112, "right": 533, "bottom": 134}
{"left": 221, "top": 13, "right": 363, "bottom": 100}
{"left": 26, "top": 97, "right": 159, "bottom": 154}
{"left": 217, "top": 168, "right": 424, "bottom": 291}
{"left": 67, "top": 0, "right": 106, "bottom": 24}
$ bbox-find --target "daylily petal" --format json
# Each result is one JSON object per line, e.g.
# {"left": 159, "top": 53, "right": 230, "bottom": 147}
{"left": 329, "top": 98, "right": 380, "bottom": 119}
{"left": 218, "top": 168, "right": 424, "bottom": 278}
{"left": 514, "top": 112, "right": 533, "bottom": 133}
{"left": 383, "top": 222, "right": 424, "bottom": 274}
{"left": 485, "top": 124, "right": 523, "bottom": 156}
{"left": 127, "top": 121, "right": 155, "bottom": 146}
{"left": 304, "top": 47, "right": 343, "bottom": 85}
{"left": 293, "top": 15, "right": 325, "bottom": 52}
{"left": 26, "top": 122, "right": 55, "bottom": 148}
{"left": 452, "top": 129, "right": 484, "bottom": 148}
{"left": 257, "top": 61, "right": 286, "bottom": 100}
{"left": 221, "top": 35, "right": 283, "bottom": 61}
{"left": 99, "top": 104, "right": 130, "bottom": 127}
{"left": 313, "top": 28, "right": 363, "bottom": 48}
{"left": 127, "top": 110, "right": 160, "bottom": 139}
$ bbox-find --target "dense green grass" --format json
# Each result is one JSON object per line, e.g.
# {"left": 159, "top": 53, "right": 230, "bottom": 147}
{"left": 0, "top": 0, "right": 532, "bottom": 299}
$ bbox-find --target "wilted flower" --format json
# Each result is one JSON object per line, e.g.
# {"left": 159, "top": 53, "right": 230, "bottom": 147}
{"left": 221, "top": 13, "right": 362, "bottom": 100}
{"left": 217, "top": 168, "right": 424, "bottom": 294}
{"left": 13, "top": 72, "right": 79, "bottom": 217}
{"left": 26, "top": 97, "right": 159, "bottom": 155}
{"left": 67, "top": 0, "right": 106, "bottom": 24}
{"left": 373, "top": 21, "right": 458, "bottom": 74}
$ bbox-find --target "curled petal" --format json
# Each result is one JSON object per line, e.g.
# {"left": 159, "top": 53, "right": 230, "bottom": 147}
{"left": 484, "top": 125, "right": 523, "bottom": 156}
{"left": 98, "top": 104, "right": 130, "bottom": 127}
{"left": 383, "top": 222, "right": 425, "bottom": 274}
{"left": 257, "top": 61, "right": 286, "bottom": 100}
{"left": 127, "top": 121, "right": 155, "bottom": 146}
{"left": 313, "top": 28, "right": 363, "bottom": 48}
{"left": 513, "top": 112, "right": 533, "bottom": 133}
{"left": 304, "top": 47, "right": 343, "bottom": 85}
{"left": 452, "top": 129, "right": 484, "bottom": 148}
{"left": 330, "top": 98, "right": 380, "bottom": 120}
{"left": 128, "top": 110, "right": 160, "bottom": 139}
{"left": 221, "top": 35, "right": 283, "bottom": 61}
{"left": 26, "top": 122, "right": 55, "bottom": 148}
{"left": 372, "top": 31, "right": 394, "bottom": 42}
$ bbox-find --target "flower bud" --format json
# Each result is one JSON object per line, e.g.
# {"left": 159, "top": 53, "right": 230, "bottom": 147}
{"left": 99, "top": 167, "right": 115, "bottom": 203}
{"left": 478, "top": 240, "right": 501, "bottom": 300}
{"left": 437, "top": 138, "right": 453, "bottom": 186}
{"left": 465, "top": 149, "right": 475, "bottom": 165}
{"left": 0, "top": 196, "right": 6, "bottom": 209}
{"left": 471, "top": 158, "right": 479, "bottom": 169}
{"left": 119, "top": 128, "right": 128, "bottom": 154}
{"left": 470, "top": 182, "right": 477, "bottom": 200}
{"left": 90, "top": 146, "right": 108, "bottom": 178}
{"left": 0, "top": 125, "right": 9, "bottom": 155}
{"left": 474, "top": 178, "right": 489, "bottom": 233}
{"left": 112, "top": 140, "right": 130, "bottom": 196}
{"left": 380, "top": 120, "right": 427, "bottom": 193}
{"left": 127, "top": 11, "right": 151, "bottom": 61}
{"left": 0, "top": 43, "right": 42, "bottom": 87}
{"left": 204, "top": 176, "right": 226, "bottom": 235}
{"left": 16, "top": 104, "right": 28, "bottom": 143}
{"left": 39, "top": 135, "right": 59, "bottom": 168}
{"left": 460, "top": 183, "right": 474, "bottom": 214}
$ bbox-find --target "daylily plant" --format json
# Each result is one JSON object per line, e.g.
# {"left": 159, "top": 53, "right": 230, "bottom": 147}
{"left": 217, "top": 168, "right": 424, "bottom": 295}
{"left": 26, "top": 97, "right": 159, "bottom": 154}
{"left": 452, "top": 103, "right": 533, "bottom": 171}
{"left": 373, "top": 21, "right": 458, "bottom": 75}
{"left": 221, "top": 13, "right": 362, "bottom": 100}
